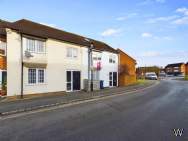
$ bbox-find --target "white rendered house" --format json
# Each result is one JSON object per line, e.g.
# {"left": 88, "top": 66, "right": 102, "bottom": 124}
{"left": 0, "top": 19, "right": 118, "bottom": 96}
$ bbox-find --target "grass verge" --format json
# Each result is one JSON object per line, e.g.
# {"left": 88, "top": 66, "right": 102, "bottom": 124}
{"left": 136, "top": 79, "right": 149, "bottom": 85}
{"left": 184, "top": 75, "right": 188, "bottom": 81}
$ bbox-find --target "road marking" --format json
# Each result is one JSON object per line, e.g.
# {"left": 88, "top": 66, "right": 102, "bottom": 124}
{"left": 0, "top": 81, "right": 160, "bottom": 120}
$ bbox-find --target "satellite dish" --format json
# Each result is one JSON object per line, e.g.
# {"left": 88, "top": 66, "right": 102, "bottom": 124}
{"left": 25, "top": 50, "right": 33, "bottom": 58}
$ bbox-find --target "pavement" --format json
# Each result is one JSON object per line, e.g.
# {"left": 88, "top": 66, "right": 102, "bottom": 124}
{"left": 0, "top": 79, "right": 187, "bottom": 141}
{"left": 0, "top": 81, "right": 156, "bottom": 116}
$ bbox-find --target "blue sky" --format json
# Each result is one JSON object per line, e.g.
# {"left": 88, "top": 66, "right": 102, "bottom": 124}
{"left": 0, "top": 0, "right": 188, "bottom": 67}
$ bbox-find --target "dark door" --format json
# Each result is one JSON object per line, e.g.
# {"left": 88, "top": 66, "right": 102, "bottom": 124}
{"left": 73, "top": 71, "right": 81, "bottom": 91}
{"left": 109, "top": 72, "right": 113, "bottom": 86}
{"left": 66, "top": 71, "right": 72, "bottom": 91}
{"left": 113, "top": 72, "right": 117, "bottom": 86}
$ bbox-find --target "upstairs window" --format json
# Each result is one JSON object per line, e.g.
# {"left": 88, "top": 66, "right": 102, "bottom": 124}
{"left": 66, "top": 47, "right": 78, "bottom": 58}
{"left": 93, "top": 53, "right": 102, "bottom": 61}
{"left": 27, "top": 39, "right": 35, "bottom": 52}
{"left": 36, "top": 40, "right": 45, "bottom": 53}
{"left": 26, "top": 38, "right": 45, "bottom": 53}
{"left": 109, "top": 55, "right": 116, "bottom": 64}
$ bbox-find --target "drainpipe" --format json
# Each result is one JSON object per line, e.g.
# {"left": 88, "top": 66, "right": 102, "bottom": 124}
{"left": 20, "top": 33, "right": 23, "bottom": 99}
{"left": 90, "top": 45, "right": 93, "bottom": 91}
{"left": 88, "top": 47, "right": 90, "bottom": 91}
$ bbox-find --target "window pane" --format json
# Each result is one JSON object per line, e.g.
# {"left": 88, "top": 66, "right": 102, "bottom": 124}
{"left": 38, "top": 69, "right": 45, "bottom": 83}
{"left": 67, "top": 71, "right": 71, "bottom": 82}
{"left": 109, "top": 72, "right": 112, "bottom": 80}
{"left": 109, "top": 81, "right": 112, "bottom": 86}
{"left": 36, "top": 41, "right": 44, "bottom": 53}
{"left": 109, "top": 58, "right": 113, "bottom": 63}
{"left": 67, "top": 48, "right": 72, "bottom": 57}
{"left": 28, "top": 69, "right": 36, "bottom": 84}
{"left": 27, "top": 39, "right": 35, "bottom": 52}
{"left": 67, "top": 83, "right": 71, "bottom": 91}
{"left": 73, "top": 48, "right": 78, "bottom": 58}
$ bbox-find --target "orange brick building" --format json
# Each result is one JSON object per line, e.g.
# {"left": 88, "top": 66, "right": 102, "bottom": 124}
{"left": 186, "top": 62, "right": 188, "bottom": 75}
{"left": 0, "top": 33, "right": 7, "bottom": 95}
{"left": 0, "top": 35, "right": 6, "bottom": 70}
{"left": 117, "top": 49, "right": 136, "bottom": 86}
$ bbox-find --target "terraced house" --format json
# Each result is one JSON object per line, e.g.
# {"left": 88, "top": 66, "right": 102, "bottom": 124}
{"left": 0, "top": 19, "right": 120, "bottom": 97}
{"left": 165, "top": 63, "right": 186, "bottom": 76}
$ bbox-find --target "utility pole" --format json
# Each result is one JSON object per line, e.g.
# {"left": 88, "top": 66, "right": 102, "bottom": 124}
{"left": 85, "top": 38, "right": 94, "bottom": 91}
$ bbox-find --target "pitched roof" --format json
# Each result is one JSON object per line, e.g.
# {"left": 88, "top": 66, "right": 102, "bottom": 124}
{"left": 1, "top": 19, "right": 118, "bottom": 53}
{"left": 0, "top": 20, "right": 11, "bottom": 35}
{"left": 165, "top": 63, "right": 185, "bottom": 68}
{"left": 117, "top": 48, "right": 136, "bottom": 62}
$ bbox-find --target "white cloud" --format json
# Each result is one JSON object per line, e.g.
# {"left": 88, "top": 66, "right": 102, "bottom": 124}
{"left": 101, "top": 28, "right": 122, "bottom": 37}
{"left": 176, "top": 7, "right": 188, "bottom": 16}
{"left": 141, "top": 51, "right": 161, "bottom": 57}
{"left": 172, "top": 16, "right": 188, "bottom": 25}
{"left": 141, "top": 33, "right": 173, "bottom": 41}
{"left": 141, "top": 32, "right": 153, "bottom": 38}
{"left": 163, "top": 36, "right": 173, "bottom": 40}
{"left": 138, "top": 0, "right": 165, "bottom": 5}
{"left": 116, "top": 17, "right": 127, "bottom": 21}
{"left": 155, "top": 0, "right": 166, "bottom": 3}
{"left": 116, "top": 13, "right": 138, "bottom": 21}
{"left": 147, "top": 15, "right": 178, "bottom": 23}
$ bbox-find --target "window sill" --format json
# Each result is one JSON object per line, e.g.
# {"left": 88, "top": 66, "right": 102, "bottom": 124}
{"left": 26, "top": 83, "right": 47, "bottom": 86}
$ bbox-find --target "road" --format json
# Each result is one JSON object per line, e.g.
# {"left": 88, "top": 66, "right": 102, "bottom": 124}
{"left": 0, "top": 80, "right": 188, "bottom": 141}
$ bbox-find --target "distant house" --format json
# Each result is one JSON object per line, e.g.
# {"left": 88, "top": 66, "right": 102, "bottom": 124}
{"left": 186, "top": 62, "right": 188, "bottom": 76}
{"left": 117, "top": 49, "right": 136, "bottom": 86}
{"left": 136, "top": 66, "right": 161, "bottom": 78}
{"left": 165, "top": 63, "right": 186, "bottom": 76}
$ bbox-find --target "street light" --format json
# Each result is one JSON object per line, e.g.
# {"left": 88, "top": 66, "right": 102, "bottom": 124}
{"left": 84, "top": 38, "right": 94, "bottom": 91}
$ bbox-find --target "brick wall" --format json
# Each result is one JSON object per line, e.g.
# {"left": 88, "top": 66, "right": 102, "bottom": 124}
{"left": 0, "top": 56, "right": 6, "bottom": 70}
{"left": 186, "top": 64, "right": 188, "bottom": 75}
{"left": 118, "top": 49, "right": 136, "bottom": 86}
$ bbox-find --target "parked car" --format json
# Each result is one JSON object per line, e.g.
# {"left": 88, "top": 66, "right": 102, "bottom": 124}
{"left": 145, "top": 72, "right": 158, "bottom": 80}
{"left": 159, "top": 72, "right": 166, "bottom": 79}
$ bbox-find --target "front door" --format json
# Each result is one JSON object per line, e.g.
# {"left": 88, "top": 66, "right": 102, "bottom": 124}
{"left": 113, "top": 72, "right": 117, "bottom": 87}
{"left": 109, "top": 72, "right": 117, "bottom": 87}
{"left": 73, "top": 71, "right": 81, "bottom": 91}
{"left": 66, "top": 71, "right": 81, "bottom": 91}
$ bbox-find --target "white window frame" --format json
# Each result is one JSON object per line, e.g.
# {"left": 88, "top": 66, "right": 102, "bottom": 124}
{"left": 28, "top": 68, "right": 46, "bottom": 85}
{"left": 109, "top": 55, "right": 116, "bottom": 64}
{"left": 26, "top": 38, "right": 46, "bottom": 54}
{"left": 66, "top": 47, "right": 78, "bottom": 59}
{"left": 93, "top": 54, "right": 102, "bottom": 61}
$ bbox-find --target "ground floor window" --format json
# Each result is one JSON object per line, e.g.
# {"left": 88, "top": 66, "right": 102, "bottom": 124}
{"left": 28, "top": 68, "right": 45, "bottom": 84}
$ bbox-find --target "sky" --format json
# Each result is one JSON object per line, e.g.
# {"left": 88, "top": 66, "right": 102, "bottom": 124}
{"left": 0, "top": 0, "right": 188, "bottom": 67}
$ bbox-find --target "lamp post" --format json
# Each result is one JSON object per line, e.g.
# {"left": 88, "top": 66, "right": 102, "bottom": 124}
{"left": 84, "top": 38, "right": 94, "bottom": 91}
